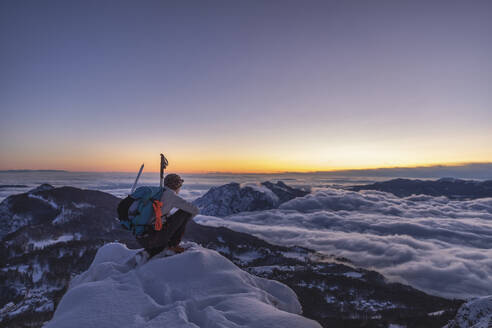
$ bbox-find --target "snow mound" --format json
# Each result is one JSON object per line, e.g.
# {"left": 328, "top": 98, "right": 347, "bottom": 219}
{"left": 444, "top": 296, "right": 492, "bottom": 328}
{"left": 45, "top": 243, "right": 321, "bottom": 328}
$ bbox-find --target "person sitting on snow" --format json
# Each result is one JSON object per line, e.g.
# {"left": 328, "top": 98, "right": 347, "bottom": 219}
{"left": 136, "top": 173, "right": 199, "bottom": 257}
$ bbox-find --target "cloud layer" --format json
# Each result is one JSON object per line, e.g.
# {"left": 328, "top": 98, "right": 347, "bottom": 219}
{"left": 196, "top": 188, "right": 492, "bottom": 299}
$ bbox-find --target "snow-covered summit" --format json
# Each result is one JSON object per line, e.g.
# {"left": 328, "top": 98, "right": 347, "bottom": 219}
{"left": 45, "top": 243, "right": 321, "bottom": 328}
{"left": 193, "top": 181, "right": 309, "bottom": 217}
{"left": 28, "top": 183, "right": 55, "bottom": 194}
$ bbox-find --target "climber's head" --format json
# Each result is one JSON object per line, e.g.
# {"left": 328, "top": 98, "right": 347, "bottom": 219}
{"left": 164, "top": 173, "right": 184, "bottom": 193}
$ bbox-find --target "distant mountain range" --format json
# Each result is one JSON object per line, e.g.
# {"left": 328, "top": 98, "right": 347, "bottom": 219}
{"left": 312, "top": 163, "right": 492, "bottom": 180}
{"left": 0, "top": 170, "right": 68, "bottom": 173}
{"left": 350, "top": 178, "right": 492, "bottom": 199}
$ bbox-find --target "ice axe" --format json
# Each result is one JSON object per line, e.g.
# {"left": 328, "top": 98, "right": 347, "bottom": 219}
{"left": 160, "top": 153, "right": 169, "bottom": 189}
{"left": 130, "top": 163, "right": 144, "bottom": 194}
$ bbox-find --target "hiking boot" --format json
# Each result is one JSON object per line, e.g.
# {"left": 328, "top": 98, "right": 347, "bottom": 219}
{"left": 135, "top": 250, "right": 150, "bottom": 265}
{"left": 168, "top": 245, "right": 186, "bottom": 254}
{"left": 125, "top": 250, "right": 150, "bottom": 268}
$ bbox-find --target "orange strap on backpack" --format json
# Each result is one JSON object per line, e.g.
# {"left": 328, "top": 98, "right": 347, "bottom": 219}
{"left": 152, "top": 200, "right": 164, "bottom": 231}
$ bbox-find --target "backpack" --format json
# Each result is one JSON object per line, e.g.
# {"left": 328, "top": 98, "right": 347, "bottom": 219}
{"left": 117, "top": 186, "right": 165, "bottom": 237}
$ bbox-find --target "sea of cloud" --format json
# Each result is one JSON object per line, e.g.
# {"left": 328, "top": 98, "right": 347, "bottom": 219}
{"left": 195, "top": 188, "right": 492, "bottom": 299}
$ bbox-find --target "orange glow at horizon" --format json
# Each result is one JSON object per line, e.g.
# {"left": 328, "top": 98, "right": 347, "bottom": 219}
{"left": 1, "top": 133, "right": 491, "bottom": 173}
{"left": 2, "top": 156, "right": 491, "bottom": 174}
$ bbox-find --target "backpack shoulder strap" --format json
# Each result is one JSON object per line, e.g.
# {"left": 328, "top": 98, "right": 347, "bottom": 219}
{"left": 152, "top": 200, "right": 164, "bottom": 231}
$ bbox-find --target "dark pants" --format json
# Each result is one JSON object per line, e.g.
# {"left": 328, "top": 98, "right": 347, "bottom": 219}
{"left": 136, "top": 209, "right": 192, "bottom": 257}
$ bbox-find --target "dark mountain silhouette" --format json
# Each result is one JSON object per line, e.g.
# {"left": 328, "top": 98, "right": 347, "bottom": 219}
{"left": 350, "top": 178, "right": 492, "bottom": 199}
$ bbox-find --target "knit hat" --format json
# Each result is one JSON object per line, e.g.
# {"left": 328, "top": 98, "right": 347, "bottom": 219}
{"left": 164, "top": 173, "right": 184, "bottom": 190}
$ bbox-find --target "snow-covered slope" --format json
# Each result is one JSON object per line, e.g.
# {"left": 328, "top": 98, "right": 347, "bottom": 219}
{"left": 45, "top": 243, "right": 321, "bottom": 328}
{"left": 444, "top": 296, "right": 492, "bottom": 328}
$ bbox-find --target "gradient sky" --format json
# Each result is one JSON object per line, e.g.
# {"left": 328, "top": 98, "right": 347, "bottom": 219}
{"left": 1, "top": 0, "right": 491, "bottom": 173}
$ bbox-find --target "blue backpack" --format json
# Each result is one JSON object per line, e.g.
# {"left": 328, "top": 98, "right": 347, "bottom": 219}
{"left": 117, "top": 186, "right": 165, "bottom": 237}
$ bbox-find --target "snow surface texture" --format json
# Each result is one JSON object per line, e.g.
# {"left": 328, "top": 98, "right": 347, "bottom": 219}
{"left": 196, "top": 188, "right": 492, "bottom": 298}
{"left": 45, "top": 243, "right": 321, "bottom": 328}
{"left": 444, "top": 296, "right": 492, "bottom": 328}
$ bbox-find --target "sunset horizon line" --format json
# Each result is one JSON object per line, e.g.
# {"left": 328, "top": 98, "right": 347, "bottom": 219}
{"left": 2, "top": 161, "right": 491, "bottom": 175}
